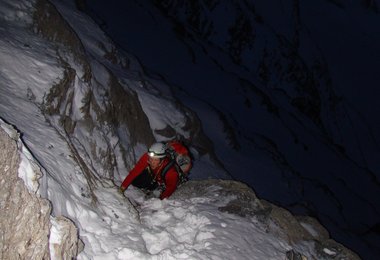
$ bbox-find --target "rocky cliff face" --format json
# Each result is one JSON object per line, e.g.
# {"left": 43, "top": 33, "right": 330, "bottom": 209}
{"left": 0, "top": 122, "right": 82, "bottom": 259}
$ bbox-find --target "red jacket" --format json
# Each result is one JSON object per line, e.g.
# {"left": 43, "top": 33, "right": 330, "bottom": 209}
{"left": 120, "top": 153, "right": 179, "bottom": 199}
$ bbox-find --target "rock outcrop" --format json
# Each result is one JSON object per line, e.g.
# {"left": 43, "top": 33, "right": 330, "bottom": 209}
{"left": 173, "top": 179, "right": 360, "bottom": 260}
{"left": 0, "top": 121, "right": 82, "bottom": 259}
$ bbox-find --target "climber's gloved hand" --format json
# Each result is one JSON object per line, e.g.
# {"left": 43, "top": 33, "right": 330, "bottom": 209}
{"left": 118, "top": 186, "right": 126, "bottom": 195}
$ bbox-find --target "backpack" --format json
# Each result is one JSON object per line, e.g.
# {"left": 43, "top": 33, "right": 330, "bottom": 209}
{"left": 161, "top": 140, "right": 192, "bottom": 184}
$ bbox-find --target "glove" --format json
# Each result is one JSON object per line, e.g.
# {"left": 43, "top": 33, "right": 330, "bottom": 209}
{"left": 118, "top": 187, "right": 126, "bottom": 195}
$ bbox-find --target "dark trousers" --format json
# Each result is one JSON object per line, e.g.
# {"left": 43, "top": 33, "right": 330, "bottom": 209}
{"left": 131, "top": 168, "right": 158, "bottom": 191}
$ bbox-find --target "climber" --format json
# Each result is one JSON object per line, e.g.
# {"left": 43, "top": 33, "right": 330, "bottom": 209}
{"left": 118, "top": 142, "right": 183, "bottom": 200}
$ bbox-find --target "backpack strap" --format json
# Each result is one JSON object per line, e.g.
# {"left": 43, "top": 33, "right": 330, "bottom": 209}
{"left": 160, "top": 159, "right": 176, "bottom": 181}
{"left": 160, "top": 159, "right": 188, "bottom": 186}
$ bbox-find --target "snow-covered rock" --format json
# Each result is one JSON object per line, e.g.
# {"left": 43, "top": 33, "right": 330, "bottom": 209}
{"left": 173, "top": 180, "right": 360, "bottom": 260}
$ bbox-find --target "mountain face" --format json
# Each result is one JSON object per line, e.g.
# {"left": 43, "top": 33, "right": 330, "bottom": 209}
{"left": 0, "top": 0, "right": 379, "bottom": 258}
{"left": 84, "top": 0, "right": 380, "bottom": 258}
